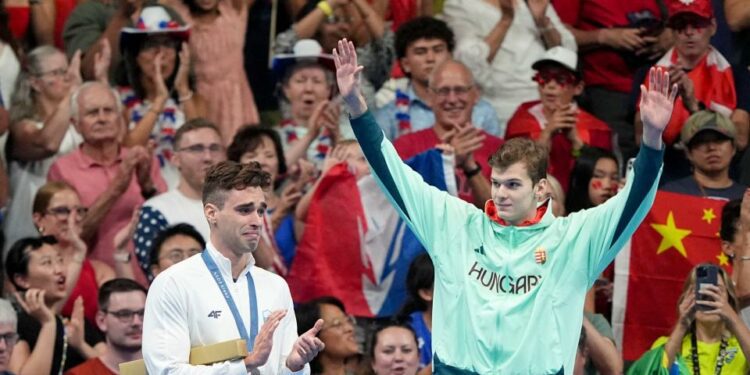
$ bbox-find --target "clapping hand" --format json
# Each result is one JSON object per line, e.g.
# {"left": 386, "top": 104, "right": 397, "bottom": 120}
{"left": 286, "top": 319, "right": 325, "bottom": 372}
{"left": 639, "top": 67, "right": 678, "bottom": 149}
{"left": 244, "top": 310, "right": 287, "bottom": 371}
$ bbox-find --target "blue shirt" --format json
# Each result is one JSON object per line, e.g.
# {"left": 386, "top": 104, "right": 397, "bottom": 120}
{"left": 409, "top": 311, "right": 432, "bottom": 369}
{"left": 374, "top": 84, "right": 502, "bottom": 141}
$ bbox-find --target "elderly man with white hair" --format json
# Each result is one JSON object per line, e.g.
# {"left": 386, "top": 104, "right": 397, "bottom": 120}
{"left": 0, "top": 299, "right": 17, "bottom": 375}
{"left": 48, "top": 81, "right": 167, "bottom": 286}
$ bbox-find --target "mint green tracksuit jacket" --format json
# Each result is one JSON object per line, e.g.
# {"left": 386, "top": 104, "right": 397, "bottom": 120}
{"left": 351, "top": 111, "right": 664, "bottom": 374}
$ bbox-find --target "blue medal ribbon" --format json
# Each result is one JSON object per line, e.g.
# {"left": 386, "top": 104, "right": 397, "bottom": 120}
{"left": 202, "top": 250, "right": 259, "bottom": 352}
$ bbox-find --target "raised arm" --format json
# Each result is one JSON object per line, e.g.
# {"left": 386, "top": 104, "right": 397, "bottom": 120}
{"left": 575, "top": 67, "right": 676, "bottom": 280}
{"left": 334, "top": 38, "right": 480, "bottom": 257}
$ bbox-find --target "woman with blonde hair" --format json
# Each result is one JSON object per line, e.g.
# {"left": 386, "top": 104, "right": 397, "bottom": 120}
{"left": 630, "top": 263, "right": 750, "bottom": 374}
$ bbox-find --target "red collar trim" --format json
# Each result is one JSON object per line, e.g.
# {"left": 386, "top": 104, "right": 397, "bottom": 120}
{"left": 484, "top": 200, "right": 548, "bottom": 227}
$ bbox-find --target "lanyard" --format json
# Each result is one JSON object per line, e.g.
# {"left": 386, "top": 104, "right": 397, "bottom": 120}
{"left": 201, "top": 250, "right": 259, "bottom": 352}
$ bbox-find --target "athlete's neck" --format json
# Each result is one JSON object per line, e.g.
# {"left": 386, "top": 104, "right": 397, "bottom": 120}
{"left": 209, "top": 236, "right": 251, "bottom": 279}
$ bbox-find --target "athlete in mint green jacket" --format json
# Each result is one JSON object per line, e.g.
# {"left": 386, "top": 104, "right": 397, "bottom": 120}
{"left": 333, "top": 39, "right": 678, "bottom": 374}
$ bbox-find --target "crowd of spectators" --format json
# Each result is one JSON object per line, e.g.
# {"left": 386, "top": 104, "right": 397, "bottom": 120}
{"left": 0, "top": 0, "right": 749, "bottom": 372}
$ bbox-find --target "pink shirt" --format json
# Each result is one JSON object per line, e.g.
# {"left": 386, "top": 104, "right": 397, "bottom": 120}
{"left": 48, "top": 146, "right": 167, "bottom": 286}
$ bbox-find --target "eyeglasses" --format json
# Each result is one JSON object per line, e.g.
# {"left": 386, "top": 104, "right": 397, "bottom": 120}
{"left": 324, "top": 15, "right": 353, "bottom": 24}
{"left": 321, "top": 315, "right": 356, "bottom": 332}
{"left": 431, "top": 85, "right": 474, "bottom": 98}
{"left": 36, "top": 68, "right": 68, "bottom": 78}
{"left": 532, "top": 71, "right": 579, "bottom": 86}
{"left": 0, "top": 332, "right": 18, "bottom": 346}
{"left": 45, "top": 206, "right": 88, "bottom": 220}
{"left": 178, "top": 144, "right": 224, "bottom": 155}
{"left": 160, "top": 248, "right": 202, "bottom": 263}
{"left": 105, "top": 309, "right": 145, "bottom": 323}
{"left": 669, "top": 16, "right": 712, "bottom": 32}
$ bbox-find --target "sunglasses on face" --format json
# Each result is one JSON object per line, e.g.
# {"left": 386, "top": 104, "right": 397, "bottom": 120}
{"left": 45, "top": 206, "right": 88, "bottom": 220}
{"left": 532, "top": 71, "right": 579, "bottom": 86}
{"left": 669, "top": 16, "right": 711, "bottom": 32}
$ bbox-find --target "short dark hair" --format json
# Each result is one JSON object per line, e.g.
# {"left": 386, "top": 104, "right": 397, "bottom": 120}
{"left": 173, "top": 118, "right": 221, "bottom": 149}
{"left": 202, "top": 161, "right": 272, "bottom": 208}
{"left": 294, "top": 296, "right": 347, "bottom": 374}
{"left": 488, "top": 138, "right": 548, "bottom": 185}
{"left": 369, "top": 321, "right": 419, "bottom": 359}
{"left": 150, "top": 223, "right": 206, "bottom": 266}
{"left": 721, "top": 199, "right": 741, "bottom": 243}
{"left": 226, "top": 125, "right": 288, "bottom": 177}
{"left": 5, "top": 236, "right": 57, "bottom": 291}
{"left": 395, "top": 16, "right": 455, "bottom": 60}
{"left": 98, "top": 278, "right": 147, "bottom": 312}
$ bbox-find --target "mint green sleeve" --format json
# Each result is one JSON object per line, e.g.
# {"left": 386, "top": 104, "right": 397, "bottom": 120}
{"left": 566, "top": 145, "right": 664, "bottom": 284}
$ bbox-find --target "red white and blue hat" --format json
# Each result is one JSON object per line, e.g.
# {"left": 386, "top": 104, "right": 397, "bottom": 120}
{"left": 120, "top": 6, "right": 190, "bottom": 50}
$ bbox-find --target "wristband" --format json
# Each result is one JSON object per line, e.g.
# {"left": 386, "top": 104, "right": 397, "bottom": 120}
{"left": 317, "top": 1, "right": 333, "bottom": 17}
{"left": 740, "top": 256, "right": 750, "bottom": 262}
{"left": 463, "top": 164, "right": 483, "bottom": 179}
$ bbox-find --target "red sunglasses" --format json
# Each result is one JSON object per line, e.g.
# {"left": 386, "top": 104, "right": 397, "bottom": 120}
{"left": 532, "top": 71, "right": 579, "bottom": 86}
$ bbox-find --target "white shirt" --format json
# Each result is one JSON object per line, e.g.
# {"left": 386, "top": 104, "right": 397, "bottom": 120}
{"left": 144, "top": 189, "right": 210, "bottom": 239}
{"left": 143, "top": 242, "right": 308, "bottom": 375}
{"left": 443, "top": 0, "right": 576, "bottom": 127}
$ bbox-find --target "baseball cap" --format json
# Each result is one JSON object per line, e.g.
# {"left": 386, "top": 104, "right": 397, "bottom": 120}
{"left": 680, "top": 110, "right": 736, "bottom": 147}
{"left": 668, "top": 0, "right": 713, "bottom": 21}
{"left": 531, "top": 47, "right": 579, "bottom": 76}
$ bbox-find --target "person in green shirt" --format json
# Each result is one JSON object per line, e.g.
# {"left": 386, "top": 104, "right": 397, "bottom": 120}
{"left": 641, "top": 264, "right": 750, "bottom": 374}
{"left": 334, "top": 38, "right": 677, "bottom": 374}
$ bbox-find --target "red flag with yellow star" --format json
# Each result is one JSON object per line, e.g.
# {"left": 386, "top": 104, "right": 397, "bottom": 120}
{"left": 612, "top": 191, "right": 730, "bottom": 361}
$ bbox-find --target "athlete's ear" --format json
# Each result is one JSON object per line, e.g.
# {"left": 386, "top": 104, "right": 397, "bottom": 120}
{"left": 534, "top": 178, "right": 549, "bottom": 201}
{"left": 204, "top": 203, "right": 219, "bottom": 227}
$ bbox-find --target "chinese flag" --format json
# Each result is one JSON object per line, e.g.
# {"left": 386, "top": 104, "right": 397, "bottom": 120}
{"left": 613, "top": 191, "right": 730, "bottom": 361}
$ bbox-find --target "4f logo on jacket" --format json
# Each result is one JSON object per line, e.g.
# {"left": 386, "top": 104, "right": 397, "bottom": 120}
{"left": 207, "top": 310, "right": 222, "bottom": 319}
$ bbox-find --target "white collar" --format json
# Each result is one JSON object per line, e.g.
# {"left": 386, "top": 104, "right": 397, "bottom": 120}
{"left": 205, "top": 241, "right": 256, "bottom": 280}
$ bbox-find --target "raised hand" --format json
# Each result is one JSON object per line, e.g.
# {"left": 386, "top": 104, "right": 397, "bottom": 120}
{"left": 333, "top": 39, "right": 367, "bottom": 116}
{"left": 94, "top": 39, "right": 112, "bottom": 84}
{"left": 526, "top": 0, "right": 548, "bottom": 23}
{"left": 639, "top": 67, "right": 678, "bottom": 149}
{"left": 64, "top": 297, "right": 86, "bottom": 350}
{"left": 67, "top": 50, "right": 83, "bottom": 90}
{"left": 174, "top": 42, "right": 191, "bottom": 96}
{"left": 677, "top": 288, "right": 696, "bottom": 329}
{"left": 114, "top": 207, "right": 140, "bottom": 252}
{"left": 448, "top": 123, "right": 485, "bottom": 169}
{"left": 15, "top": 290, "right": 55, "bottom": 325}
{"left": 152, "top": 52, "right": 170, "bottom": 107}
{"left": 741, "top": 189, "right": 750, "bottom": 232}
{"left": 245, "top": 310, "right": 287, "bottom": 370}
{"left": 286, "top": 319, "right": 325, "bottom": 371}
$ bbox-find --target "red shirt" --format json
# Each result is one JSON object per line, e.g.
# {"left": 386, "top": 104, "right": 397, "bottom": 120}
{"left": 6, "top": 6, "right": 30, "bottom": 40}
{"left": 61, "top": 260, "right": 99, "bottom": 326}
{"left": 551, "top": 0, "right": 665, "bottom": 92}
{"left": 48, "top": 146, "right": 167, "bottom": 287}
{"left": 65, "top": 357, "right": 117, "bottom": 375}
{"left": 505, "top": 101, "right": 612, "bottom": 191}
{"left": 54, "top": 0, "right": 76, "bottom": 48}
{"left": 638, "top": 47, "right": 736, "bottom": 145}
{"left": 393, "top": 127, "right": 503, "bottom": 203}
